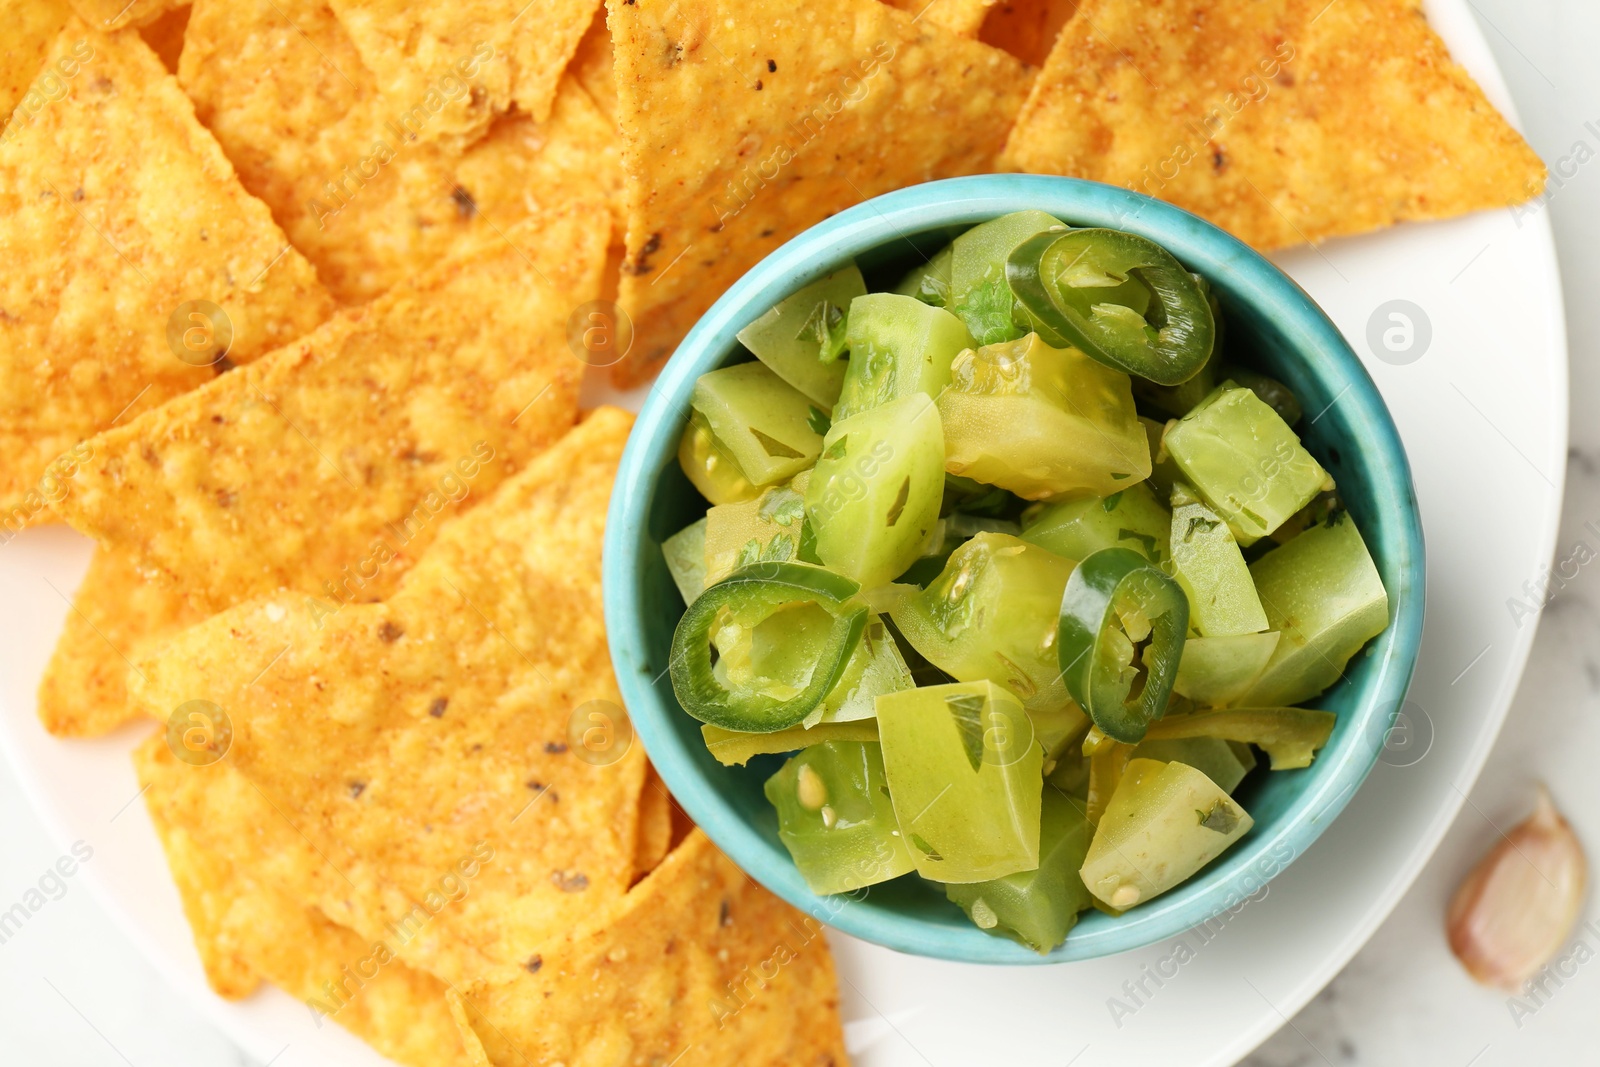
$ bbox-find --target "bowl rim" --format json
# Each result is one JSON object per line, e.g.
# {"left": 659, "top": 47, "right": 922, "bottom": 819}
{"left": 603, "top": 175, "right": 1425, "bottom": 964}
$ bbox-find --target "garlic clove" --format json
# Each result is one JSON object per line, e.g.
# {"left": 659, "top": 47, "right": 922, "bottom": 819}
{"left": 1447, "top": 786, "right": 1588, "bottom": 990}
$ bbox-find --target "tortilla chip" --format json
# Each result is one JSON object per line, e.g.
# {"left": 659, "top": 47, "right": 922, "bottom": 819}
{"left": 977, "top": 0, "right": 1077, "bottom": 67}
{"left": 137, "top": 740, "right": 261, "bottom": 999}
{"left": 0, "top": 19, "right": 333, "bottom": 523}
{"left": 178, "top": 0, "right": 621, "bottom": 304}
{"left": 569, "top": 5, "right": 617, "bottom": 127}
{"left": 607, "top": 0, "right": 1031, "bottom": 386}
{"left": 1002, "top": 0, "right": 1547, "bottom": 250}
{"left": 881, "top": 0, "right": 995, "bottom": 37}
{"left": 137, "top": 2, "right": 188, "bottom": 72}
{"left": 68, "top": 0, "right": 184, "bottom": 30}
{"left": 633, "top": 765, "right": 675, "bottom": 884}
{"left": 324, "top": 0, "right": 602, "bottom": 144}
{"left": 131, "top": 409, "right": 646, "bottom": 986}
{"left": 1, "top": 0, "right": 70, "bottom": 127}
{"left": 54, "top": 206, "right": 605, "bottom": 614}
{"left": 445, "top": 991, "right": 497, "bottom": 1067}
{"left": 135, "top": 737, "right": 471, "bottom": 1066}
{"left": 37, "top": 546, "right": 203, "bottom": 737}
{"left": 459, "top": 830, "right": 850, "bottom": 1067}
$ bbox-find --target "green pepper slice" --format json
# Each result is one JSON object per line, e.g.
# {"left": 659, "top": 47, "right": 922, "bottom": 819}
{"left": 669, "top": 561, "right": 868, "bottom": 733}
{"left": 1057, "top": 547, "right": 1190, "bottom": 744}
{"left": 1141, "top": 707, "right": 1335, "bottom": 770}
{"left": 1007, "top": 229, "right": 1215, "bottom": 386}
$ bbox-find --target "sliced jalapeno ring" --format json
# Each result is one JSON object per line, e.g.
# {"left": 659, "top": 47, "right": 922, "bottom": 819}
{"left": 669, "top": 560, "right": 868, "bottom": 733}
{"left": 1008, "top": 228, "right": 1215, "bottom": 386}
{"left": 1057, "top": 547, "right": 1190, "bottom": 744}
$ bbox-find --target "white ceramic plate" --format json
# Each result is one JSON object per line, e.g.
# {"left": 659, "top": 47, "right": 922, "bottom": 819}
{"left": 0, "top": 2, "right": 1565, "bottom": 1062}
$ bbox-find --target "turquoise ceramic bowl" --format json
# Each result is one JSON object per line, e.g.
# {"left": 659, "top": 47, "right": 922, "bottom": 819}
{"left": 603, "top": 176, "right": 1424, "bottom": 964}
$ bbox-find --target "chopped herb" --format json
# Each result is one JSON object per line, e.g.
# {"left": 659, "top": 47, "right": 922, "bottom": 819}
{"left": 757, "top": 486, "right": 806, "bottom": 527}
{"left": 945, "top": 692, "right": 987, "bottom": 773}
{"left": 1102, "top": 491, "right": 1125, "bottom": 512}
{"left": 1118, "top": 528, "right": 1159, "bottom": 556}
{"left": 806, "top": 405, "right": 832, "bottom": 436}
{"left": 749, "top": 427, "right": 803, "bottom": 459}
{"left": 885, "top": 477, "right": 910, "bottom": 527}
{"left": 1198, "top": 802, "right": 1241, "bottom": 834}
{"left": 909, "top": 834, "right": 944, "bottom": 861}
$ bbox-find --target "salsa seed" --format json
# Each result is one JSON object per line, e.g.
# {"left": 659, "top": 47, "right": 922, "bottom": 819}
{"left": 796, "top": 764, "right": 827, "bottom": 810}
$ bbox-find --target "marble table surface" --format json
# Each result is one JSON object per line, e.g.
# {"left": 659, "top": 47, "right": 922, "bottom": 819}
{"left": 1, "top": 1, "right": 1594, "bottom": 1064}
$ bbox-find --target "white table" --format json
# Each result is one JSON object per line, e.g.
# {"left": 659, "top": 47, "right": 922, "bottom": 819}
{"left": 1, "top": 2, "right": 1593, "bottom": 1064}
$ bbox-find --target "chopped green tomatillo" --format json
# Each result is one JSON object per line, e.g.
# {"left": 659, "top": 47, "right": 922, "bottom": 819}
{"left": 1129, "top": 736, "right": 1256, "bottom": 793}
{"left": 889, "top": 532, "right": 1080, "bottom": 716}
{"left": 938, "top": 332, "right": 1150, "bottom": 500}
{"left": 945, "top": 790, "right": 1095, "bottom": 954}
{"left": 1171, "top": 632, "right": 1281, "bottom": 708}
{"left": 1163, "top": 384, "right": 1331, "bottom": 545}
{"left": 833, "top": 293, "right": 974, "bottom": 421}
{"left": 876, "top": 680, "right": 1043, "bottom": 883}
{"left": 704, "top": 480, "right": 811, "bottom": 586}
{"left": 661, "top": 517, "right": 709, "bottom": 604}
{"left": 670, "top": 562, "right": 868, "bottom": 732}
{"left": 807, "top": 612, "right": 915, "bottom": 726}
{"left": 951, "top": 210, "right": 1064, "bottom": 344}
{"left": 1057, "top": 547, "right": 1190, "bottom": 744}
{"left": 736, "top": 264, "right": 865, "bottom": 405}
{"left": 678, "top": 408, "right": 761, "bottom": 506}
{"left": 688, "top": 362, "right": 824, "bottom": 490}
{"left": 805, "top": 391, "right": 945, "bottom": 590}
{"left": 764, "top": 741, "right": 917, "bottom": 894}
{"left": 1007, "top": 228, "right": 1215, "bottom": 386}
{"left": 1021, "top": 482, "right": 1171, "bottom": 566}
{"left": 1080, "top": 758, "right": 1253, "bottom": 910}
{"left": 1220, "top": 363, "right": 1303, "bottom": 427}
{"left": 1168, "top": 488, "right": 1268, "bottom": 636}
{"left": 1240, "top": 509, "right": 1388, "bottom": 707}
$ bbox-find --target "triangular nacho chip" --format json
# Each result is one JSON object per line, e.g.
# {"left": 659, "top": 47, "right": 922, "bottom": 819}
{"left": 607, "top": 0, "right": 1032, "bottom": 386}
{"left": 323, "top": 0, "right": 602, "bottom": 143}
{"left": 459, "top": 830, "right": 849, "bottom": 1067}
{"left": 1002, "top": 0, "right": 1546, "bottom": 250}
{"left": 67, "top": 0, "right": 184, "bottom": 30}
{"left": 1, "top": 0, "right": 70, "bottom": 126}
{"left": 0, "top": 18, "right": 333, "bottom": 520}
{"left": 882, "top": 0, "right": 996, "bottom": 38}
{"left": 131, "top": 409, "right": 648, "bottom": 986}
{"left": 37, "top": 545, "right": 203, "bottom": 737}
{"left": 569, "top": 4, "right": 617, "bottom": 127}
{"left": 136, "top": 1, "right": 188, "bottom": 73}
{"left": 632, "top": 766, "right": 676, "bottom": 884}
{"left": 136, "top": 736, "right": 472, "bottom": 1065}
{"left": 977, "top": 0, "right": 1077, "bottom": 67}
{"left": 180, "top": 0, "right": 621, "bottom": 304}
{"left": 54, "top": 206, "right": 606, "bottom": 613}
